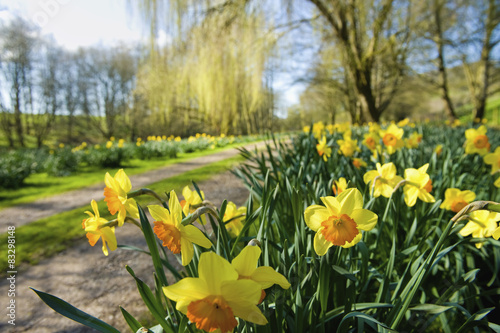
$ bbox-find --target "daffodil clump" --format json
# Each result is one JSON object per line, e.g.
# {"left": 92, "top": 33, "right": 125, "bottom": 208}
{"left": 36, "top": 120, "right": 500, "bottom": 332}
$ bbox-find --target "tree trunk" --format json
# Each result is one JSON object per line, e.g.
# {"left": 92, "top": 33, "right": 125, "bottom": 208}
{"left": 434, "top": 0, "right": 457, "bottom": 120}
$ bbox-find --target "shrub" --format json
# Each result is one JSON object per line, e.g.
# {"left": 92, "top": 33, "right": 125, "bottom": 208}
{"left": 43, "top": 148, "right": 81, "bottom": 177}
{"left": 0, "top": 150, "right": 39, "bottom": 189}
{"left": 135, "top": 140, "right": 178, "bottom": 159}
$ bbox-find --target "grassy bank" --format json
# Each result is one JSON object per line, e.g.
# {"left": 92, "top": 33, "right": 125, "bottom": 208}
{"left": 0, "top": 154, "right": 244, "bottom": 273}
{"left": 0, "top": 142, "right": 254, "bottom": 210}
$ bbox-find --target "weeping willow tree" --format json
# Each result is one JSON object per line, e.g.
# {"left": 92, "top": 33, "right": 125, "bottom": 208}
{"left": 133, "top": 1, "right": 277, "bottom": 135}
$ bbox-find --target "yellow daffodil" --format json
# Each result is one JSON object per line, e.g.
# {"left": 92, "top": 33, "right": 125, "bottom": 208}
{"left": 181, "top": 185, "right": 206, "bottom": 224}
{"left": 303, "top": 125, "right": 311, "bottom": 133}
{"left": 460, "top": 210, "right": 500, "bottom": 248}
{"left": 484, "top": 147, "right": 500, "bottom": 175}
{"left": 337, "top": 133, "right": 360, "bottom": 157}
{"left": 434, "top": 144, "right": 443, "bottom": 156}
{"left": 231, "top": 245, "right": 290, "bottom": 302}
{"left": 379, "top": 124, "right": 404, "bottom": 155}
{"left": 363, "top": 132, "right": 380, "bottom": 151}
{"left": 403, "top": 164, "right": 436, "bottom": 207}
{"left": 405, "top": 132, "right": 422, "bottom": 149}
{"left": 103, "top": 169, "right": 139, "bottom": 226}
{"left": 304, "top": 188, "right": 378, "bottom": 255}
{"left": 352, "top": 158, "right": 367, "bottom": 169}
{"left": 397, "top": 118, "right": 410, "bottom": 127}
{"left": 149, "top": 191, "right": 212, "bottom": 266}
{"left": 332, "top": 177, "right": 348, "bottom": 196}
{"left": 368, "top": 122, "right": 381, "bottom": 133}
{"left": 326, "top": 124, "right": 335, "bottom": 134}
{"left": 163, "top": 252, "right": 268, "bottom": 332}
{"left": 465, "top": 125, "right": 490, "bottom": 156}
{"left": 440, "top": 188, "right": 476, "bottom": 213}
{"left": 316, "top": 136, "right": 332, "bottom": 162}
{"left": 335, "top": 122, "right": 351, "bottom": 134}
{"left": 82, "top": 200, "right": 117, "bottom": 256}
{"left": 312, "top": 121, "right": 325, "bottom": 139}
{"left": 106, "top": 141, "right": 113, "bottom": 149}
{"left": 224, "top": 202, "right": 247, "bottom": 238}
{"left": 363, "top": 162, "right": 403, "bottom": 198}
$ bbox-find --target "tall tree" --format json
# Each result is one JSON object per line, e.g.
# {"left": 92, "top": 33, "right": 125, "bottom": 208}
{"left": 457, "top": 0, "right": 500, "bottom": 120}
{"left": 31, "top": 41, "right": 63, "bottom": 148}
{"left": 0, "top": 17, "right": 38, "bottom": 147}
{"left": 79, "top": 45, "right": 137, "bottom": 139}
{"left": 132, "top": 0, "right": 277, "bottom": 135}
{"left": 307, "top": 0, "right": 412, "bottom": 122}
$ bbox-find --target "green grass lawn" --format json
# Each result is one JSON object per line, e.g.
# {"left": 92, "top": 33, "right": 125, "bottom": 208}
{"left": 0, "top": 142, "right": 255, "bottom": 210}
{"left": 0, "top": 154, "right": 245, "bottom": 274}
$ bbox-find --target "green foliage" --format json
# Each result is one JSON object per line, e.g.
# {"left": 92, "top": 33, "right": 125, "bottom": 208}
{"left": 43, "top": 148, "right": 81, "bottom": 177}
{"left": 0, "top": 150, "right": 40, "bottom": 189}
{"left": 83, "top": 144, "right": 135, "bottom": 168}
{"left": 135, "top": 140, "right": 178, "bottom": 159}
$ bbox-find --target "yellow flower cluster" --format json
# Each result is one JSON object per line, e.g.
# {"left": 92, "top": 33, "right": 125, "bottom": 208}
{"left": 164, "top": 246, "right": 290, "bottom": 332}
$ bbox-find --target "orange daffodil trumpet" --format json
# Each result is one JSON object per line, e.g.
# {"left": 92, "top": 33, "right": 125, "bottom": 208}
{"left": 103, "top": 169, "right": 139, "bottom": 226}
{"left": 304, "top": 188, "right": 378, "bottom": 255}
{"left": 82, "top": 200, "right": 117, "bottom": 256}
{"left": 464, "top": 125, "right": 490, "bottom": 156}
{"left": 403, "top": 163, "right": 435, "bottom": 207}
{"left": 440, "top": 189, "right": 476, "bottom": 213}
{"left": 316, "top": 136, "right": 332, "bottom": 162}
{"left": 163, "top": 251, "right": 288, "bottom": 333}
{"left": 460, "top": 210, "right": 500, "bottom": 249}
{"left": 363, "top": 162, "right": 403, "bottom": 198}
{"left": 150, "top": 190, "right": 212, "bottom": 266}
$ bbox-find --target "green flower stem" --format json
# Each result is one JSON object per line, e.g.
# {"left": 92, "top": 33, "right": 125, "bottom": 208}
{"left": 181, "top": 206, "right": 219, "bottom": 226}
{"left": 128, "top": 188, "right": 165, "bottom": 206}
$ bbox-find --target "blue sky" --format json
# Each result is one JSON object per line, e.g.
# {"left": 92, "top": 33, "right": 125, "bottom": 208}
{"left": 0, "top": 0, "right": 303, "bottom": 109}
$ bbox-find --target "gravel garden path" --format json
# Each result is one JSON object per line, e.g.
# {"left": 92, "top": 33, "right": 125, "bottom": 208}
{"left": 0, "top": 142, "right": 267, "bottom": 333}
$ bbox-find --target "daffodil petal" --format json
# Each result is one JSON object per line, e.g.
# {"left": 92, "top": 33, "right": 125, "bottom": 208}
{"left": 251, "top": 266, "right": 290, "bottom": 289}
{"left": 124, "top": 198, "right": 139, "bottom": 218}
{"left": 338, "top": 188, "right": 363, "bottom": 215}
{"left": 320, "top": 196, "right": 340, "bottom": 216}
{"left": 183, "top": 225, "right": 212, "bottom": 248}
{"left": 304, "top": 205, "right": 330, "bottom": 231}
{"left": 403, "top": 186, "right": 419, "bottom": 207}
{"left": 198, "top": 252, "right": 238, "bottom": 294}
{"left": 493, "top": 226, "right": 500, "bottom": 240}
{"left": 168, "top": 191, "right": 183, "bottom": 225}
{"left": 148, "top": 205, "right": 170, "bottom": 223}
{"left": 314, "top": 229, "right": 333, "bottom": 256}
{"left": 351, "top": 209, "right": 378, "bottom": 231}
{"left": 459, "top": 221, "right": 476, "bottom": 237}
{"left": 115, "top": 169, "right": 132, "bottom": 193}
{"left": 222, "top": 280, "right": 268, "bottom": 325}
{"left": 232, "top": 246, "right": 260, "bottom": 277}
{"left": 180, "top": 237, "right": 194, "bottom": 266}
{"left": 163, "top": 277, "right": 209, "bottom": 311}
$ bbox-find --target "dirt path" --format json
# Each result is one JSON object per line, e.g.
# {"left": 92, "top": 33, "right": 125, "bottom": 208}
{"left": 0, "top": 171, "right": 251, "bottom": 333}
{"left": 1, "top": 141, "right": 266, "bottom": 228}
